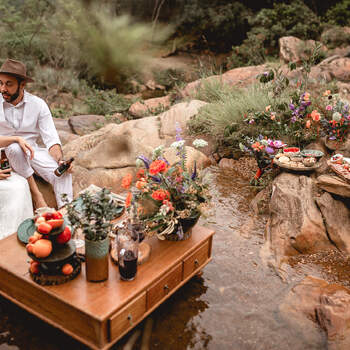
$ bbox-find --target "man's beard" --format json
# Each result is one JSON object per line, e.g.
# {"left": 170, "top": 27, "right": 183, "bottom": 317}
{"left": 2, "top": 84, "right": 20, "bottom": 102}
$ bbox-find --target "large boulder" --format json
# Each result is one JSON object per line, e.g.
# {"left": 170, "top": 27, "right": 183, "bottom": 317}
{"left": 280, "top": 276, "right": 350, "bottom": 350}
{"left": 316, "top": 192, "right": 350, "bottom": 253}
{"left": 63, "top": 101, "right": 211, "bottom": 196}
{"left": 68, "top": 115, "right": 109, "bottom": 136}
{"left": 266, "top": 173, "right": 333, "bottom": 259}
{"left": 181, "top": 64, "right": 267, "bottom": 97}
{"left": 310, "top": 57, "right": 350, "bottom": 82}
{"left": 279, "top": 36, "right": 327, "bottom": 63}
{"left": 129, "top": 95, "right": 171, "bottom": 118}
{"left": 316, "top": 175, "right": 350, "bottom": 198}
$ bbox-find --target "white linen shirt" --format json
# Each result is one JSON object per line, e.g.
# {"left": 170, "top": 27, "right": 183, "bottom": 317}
{"left": 0, "top": 90, "right": 61, "bottom": 150}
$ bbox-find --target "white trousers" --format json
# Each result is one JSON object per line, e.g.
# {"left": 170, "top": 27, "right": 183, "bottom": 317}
{"left": 0, "top": 172, "right": 33, "bottom": 239}
{"left": 5, "top": 143, "right": 73, "bottom": 208}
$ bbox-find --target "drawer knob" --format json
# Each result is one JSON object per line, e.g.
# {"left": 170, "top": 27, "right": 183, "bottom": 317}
{"left": 164, "top": 284, "right": 169, "bottom": 293}
{"left": 194, "top": 259, "right": 199, "bottom": 266}
{"left": 127, "top": 314, "right": 133, "bottom": 325}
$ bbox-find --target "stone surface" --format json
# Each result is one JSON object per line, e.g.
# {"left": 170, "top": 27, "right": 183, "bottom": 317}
{"left": 181, "top": 64, "right": 267, "bottom": 97}
{"left": 311, "top": 57, "right": 350, "bottom": 82}
{"left": 280, "top": 276, "right": 350, "bottom": 350}
{"left": 266, "top": 173, "right": 333, "bottom": 258}
{"left": 279, "top": 36, "right": 326, "bottom": 63}
{"left": 128, "top": 95, "right": 171, "bottom": 118}
{"left": 68, "top": 115, "right": 108, "bottom": 136}
{"left": 57, "top": 130, "right": 79, "bottom": 146}
{"left": 63, "top": 101, "right": 210, "bottom": 196}
{"left": 316, "top": 175, "right": 350, "bottom": 197}
{"left": 218, "top": 158, "right": 236, "bottom": 169}
{"left": 316, "top": 192, "right": 350, "bottom": 254}
{"left": 159, "top": 100, "right": 207, "bottom": 140}
{"left": 53, "top": 118, "right": 72, "bottom": 134}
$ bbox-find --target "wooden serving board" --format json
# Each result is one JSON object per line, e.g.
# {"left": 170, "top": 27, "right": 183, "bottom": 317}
{"left": 274, "top": 159, "right": 322, "bottom": 172}
{"left": 328, "top": 161, "right": 350, "bottom": 183}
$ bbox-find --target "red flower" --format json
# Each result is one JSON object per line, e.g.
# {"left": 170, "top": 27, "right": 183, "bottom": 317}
{"left": 151, "top": 189, "right": 170, "bottom": 201}
{"left": 136, "top": 168, "right": 145, "bottom": 179}
{"left": 162, "top": 199, "right": 174, "bottom": 211}
{"left": 125, "top": 192, "right": 132, "bottom": 208}
{"left": 136, "top": 180, "right": 146, "bottom": 189}
{"left": 122, "top": 174, "right": 132, "bottom": 189}
{"left": 149, "top": 160, "right": 167, "bottom": 175}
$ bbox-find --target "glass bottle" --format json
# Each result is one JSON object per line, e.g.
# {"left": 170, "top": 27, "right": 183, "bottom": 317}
{"left": 117, "top": 228, "right": 138, "bottom": 281}
{"left": 0, "top": 148, "right": 10, "bottom": 172}
{"left": 54, "top": 157, "right": 74, "bottom": 177}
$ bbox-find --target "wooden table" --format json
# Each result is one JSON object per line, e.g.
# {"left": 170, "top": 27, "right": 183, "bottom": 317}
{"left": 0, "top": 225, "right": 214, "bottom": 350}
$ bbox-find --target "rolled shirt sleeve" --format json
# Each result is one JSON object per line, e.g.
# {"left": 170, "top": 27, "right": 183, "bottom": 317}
{"left": 38, "top": 102, "right": 61, "bottom": 150}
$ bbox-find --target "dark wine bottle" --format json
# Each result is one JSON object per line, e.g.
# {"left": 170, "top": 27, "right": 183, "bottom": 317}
{"left": 0, "top": 149, "right": 10, "bottom": 172}
{"left": 54, "top": 157, "right": 74, "bottom": 177}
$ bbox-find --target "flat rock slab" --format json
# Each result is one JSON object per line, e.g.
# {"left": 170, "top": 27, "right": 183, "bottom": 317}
{"left": 68, "top": 115, "right": 108, "bottom": 136}
{"left": 316, "top": 174, "right": 350, "bottom": 197}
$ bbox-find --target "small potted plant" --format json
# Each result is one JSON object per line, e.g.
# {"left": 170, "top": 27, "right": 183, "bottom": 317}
{"left": 63, "top": 189, "right": 121, "bottom": 282}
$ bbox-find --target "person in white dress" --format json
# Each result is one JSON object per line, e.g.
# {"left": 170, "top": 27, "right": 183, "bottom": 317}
{"left": 0, "top": 59, "right": 73, "bottom": 209}
{"left": 0, "top": 136, "right": 34, "bottom": 239}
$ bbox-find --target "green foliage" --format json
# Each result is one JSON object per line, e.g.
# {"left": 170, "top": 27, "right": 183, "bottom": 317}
{"left": 176, "top": 1, "right": 251, "bottom": 52}
{"left": 84, "top": 88, "right": 132, "bottom": 115}
{"left": 324, "top": 0, "right": 350, "bottom": 26}
{"left": 153, "top": 68, "right": 187, "bottom": 89}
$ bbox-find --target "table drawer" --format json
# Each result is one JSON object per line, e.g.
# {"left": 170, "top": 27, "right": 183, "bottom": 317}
{"left": 147, "top": 263, "right": 182, "bottom": 309}
{"left": 109, "top": 291, "right": 146, "bottom": 341}
{"left": 183, "top": 240, "right": 210, "bottom": 279}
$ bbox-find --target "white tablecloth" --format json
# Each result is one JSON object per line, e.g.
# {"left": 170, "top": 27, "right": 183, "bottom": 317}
{"left": 0, "top": 172, "right": 33, "bottom": 239}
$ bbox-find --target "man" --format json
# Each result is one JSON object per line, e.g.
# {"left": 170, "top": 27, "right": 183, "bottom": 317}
{"left": 0, "top": 59, "right": 73, "bottom": 208}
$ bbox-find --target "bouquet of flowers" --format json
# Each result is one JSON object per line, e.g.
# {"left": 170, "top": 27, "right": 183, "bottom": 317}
{"left": 122, "top": 126, "right": 210, "bottom": 240}
{"left": 240, "top": 136, "right": 286, "bottom": 185}
{"left": 320, "top": 91, "right": 350, "bottom": 142}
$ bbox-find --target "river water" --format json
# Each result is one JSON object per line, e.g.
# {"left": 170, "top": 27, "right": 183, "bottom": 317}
{"left": 0, "top": 166, "right": 345, "bottom": 350}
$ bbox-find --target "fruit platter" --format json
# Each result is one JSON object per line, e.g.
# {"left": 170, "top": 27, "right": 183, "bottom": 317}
{"left": 328, "top": 154, "right": 350, "bottom": 183}
{"left": 273, "top": 147, "right": 323, "bottom": 172}
{"left": 18, "top": 209, "right": 82, "bottom": 285}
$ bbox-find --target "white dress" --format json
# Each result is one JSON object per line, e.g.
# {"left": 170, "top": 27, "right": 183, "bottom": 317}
{"left": 0, "top": 172, "right": 33, "bottom": 239}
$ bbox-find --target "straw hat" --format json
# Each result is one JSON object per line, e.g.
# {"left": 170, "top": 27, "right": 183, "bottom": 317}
{"left": 0, "top": 59, "right": 34, "bottom": 82}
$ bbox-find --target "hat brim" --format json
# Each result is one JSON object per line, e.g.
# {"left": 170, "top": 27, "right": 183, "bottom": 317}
{"left": 0, "top": 71, "right": 34, "bottom": 83}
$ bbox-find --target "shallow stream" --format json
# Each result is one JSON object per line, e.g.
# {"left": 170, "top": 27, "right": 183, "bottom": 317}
{"left": 0, "top": 166, "right": 348, "bottom": 350}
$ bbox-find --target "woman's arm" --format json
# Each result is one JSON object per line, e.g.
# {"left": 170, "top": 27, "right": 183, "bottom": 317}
{"left": 0, "top": 136, "right": 34, "bottom": 159}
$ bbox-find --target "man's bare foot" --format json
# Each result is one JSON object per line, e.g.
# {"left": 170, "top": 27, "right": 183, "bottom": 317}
{"left": 32, "top": 192, "right": 47, "bottom": 209}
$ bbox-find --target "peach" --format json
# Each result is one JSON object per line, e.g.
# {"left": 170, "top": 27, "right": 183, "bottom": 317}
{"left": 32, "top": 239, "right": 52, "bottom": 258}
{"left": 62, "top": 263, "right": 73, "bottom": 275}
{"left": 47, "top": 219, "right": 64, "bottom": 229}
{"left": 37, "top": 222, "right": 52, "bottom": 235}
{"left": 26, "top": 243, "right": 34, "bottom": 254}
{"left": 30, "top": 261, "right": 40, "bottom": 274}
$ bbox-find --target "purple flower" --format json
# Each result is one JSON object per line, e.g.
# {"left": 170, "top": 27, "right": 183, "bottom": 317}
{"left": 175, "top": 122, "right": 183, "bottom": 141}
{"left": 249, "top": 119, "right": 255, "bottom": 124}
{"left": 291, "top": 116, "right": 297, "bottom": 123}
{"left": 263, "top": 71, "right": 268, "bottom": 76}
{"left": 138, "top": 155, "right": 151, "bottom": 169}
{"left": 268, "top": 140, "right": 285, "bottom": 149}
{"left": 191, "top": 161, "right": 197, "bottom": 180}
{"left": 265, "top": 146, "right": 274, "bottom": 154}
{"left": 149, "top": 175, "right": 161, "bottom": 183}
{"left": 289, "top": 103, "right": 295, "bottom": 111}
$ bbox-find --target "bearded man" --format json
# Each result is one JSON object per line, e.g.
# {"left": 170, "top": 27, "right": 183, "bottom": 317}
{"left": 0, "top": 59, "right": 73, "bottom": 208}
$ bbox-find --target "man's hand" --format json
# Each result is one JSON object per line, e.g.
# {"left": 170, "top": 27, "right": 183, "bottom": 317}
{"left": 58, "top": 160, "right": 74, "bottom": 173}
{"left": 17, "top": 137, "right": 34, "bottom": 160}
{"left": 49, "top": 144, "right": 63, "bottom": 163}
{"left": 0, "top": 168, "right": 11, "bottom": 180}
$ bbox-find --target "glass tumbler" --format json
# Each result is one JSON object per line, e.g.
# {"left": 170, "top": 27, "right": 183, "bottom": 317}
{"left": 117, "top": 229, "right": 138, "bottom": 281}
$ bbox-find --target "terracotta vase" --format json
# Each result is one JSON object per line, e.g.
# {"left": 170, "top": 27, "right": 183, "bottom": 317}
{"left": 165, "top": 213, "right": 200, "bottom": 241}
{"left": 85, "top": 236, "right": 109, "bottom": 282}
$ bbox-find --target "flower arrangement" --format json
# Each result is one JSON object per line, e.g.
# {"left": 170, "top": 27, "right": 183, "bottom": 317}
{"left": 122, "top": 125, "right": 210, "bottom": 240}
{"left": 320, "top": 91, "right": 350, "bottom": 142}
{"left": 240, "top": 136, "right": 286, "bottom": 184}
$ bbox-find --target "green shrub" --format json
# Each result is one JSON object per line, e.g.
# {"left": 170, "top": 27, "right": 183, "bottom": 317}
{"left": 324, "top": 0, "right": 350, "bottom": 26}
{"left": 84, "top": 88, "right": 132, "bottom": 115}
{"left": 176, "top": 1, "right": 251, "bottom": 52}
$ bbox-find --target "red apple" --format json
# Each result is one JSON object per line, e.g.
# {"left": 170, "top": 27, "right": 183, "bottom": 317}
{"left": 30, "top": 261, "right": 40, "bottom": 274}
{"left": 37, "top": 222, "right": 52, "bottom": 235}
{"left": 42, "top": 212, "right": 54, "bottom": 220}
{"left": 26, "top": 243, "right": 34, "bottom": 254}
{"left": 56, "top": 226, "right": 71, "bottom": 244}
{"left": 52, "top": 211, "right": 63, "bottom": 220}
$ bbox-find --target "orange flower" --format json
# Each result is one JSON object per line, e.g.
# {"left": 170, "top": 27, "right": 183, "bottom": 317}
{"left": 136, "top": 180, "right": 146, "bottom": 189}
{"left": 323, "top": 90, "right": 331, "bottom": 96}
{"left": 136, "top": 168, "right": 145, "bottom": 179}
{"left": 265, "top": 105, "right": 271, "bottom": 112}
{"left": 310, "top": 110, "right": 320, "bottom": 122}
{"left": 125, "top": 192, "right": 132, "bottom": 208}
{"left": 303, "top": 92, "right": 310, "bottom": 101}
{"left": 306, "top": 120, "right": 311, "bottom": 129}
{"left": 151, "top": 189, "right": 170, "bottom": 201}
{"left": 122, "top": 174, "right": 132, "bottom": 189}
{"left": 149, "top": 160, "right": 167, "bottom": 175}
{"left": 252, "top": 142, "right": 264, "bottom": 152}
{"left": 270, "top": 113, "right": 276, "bottom": 120}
